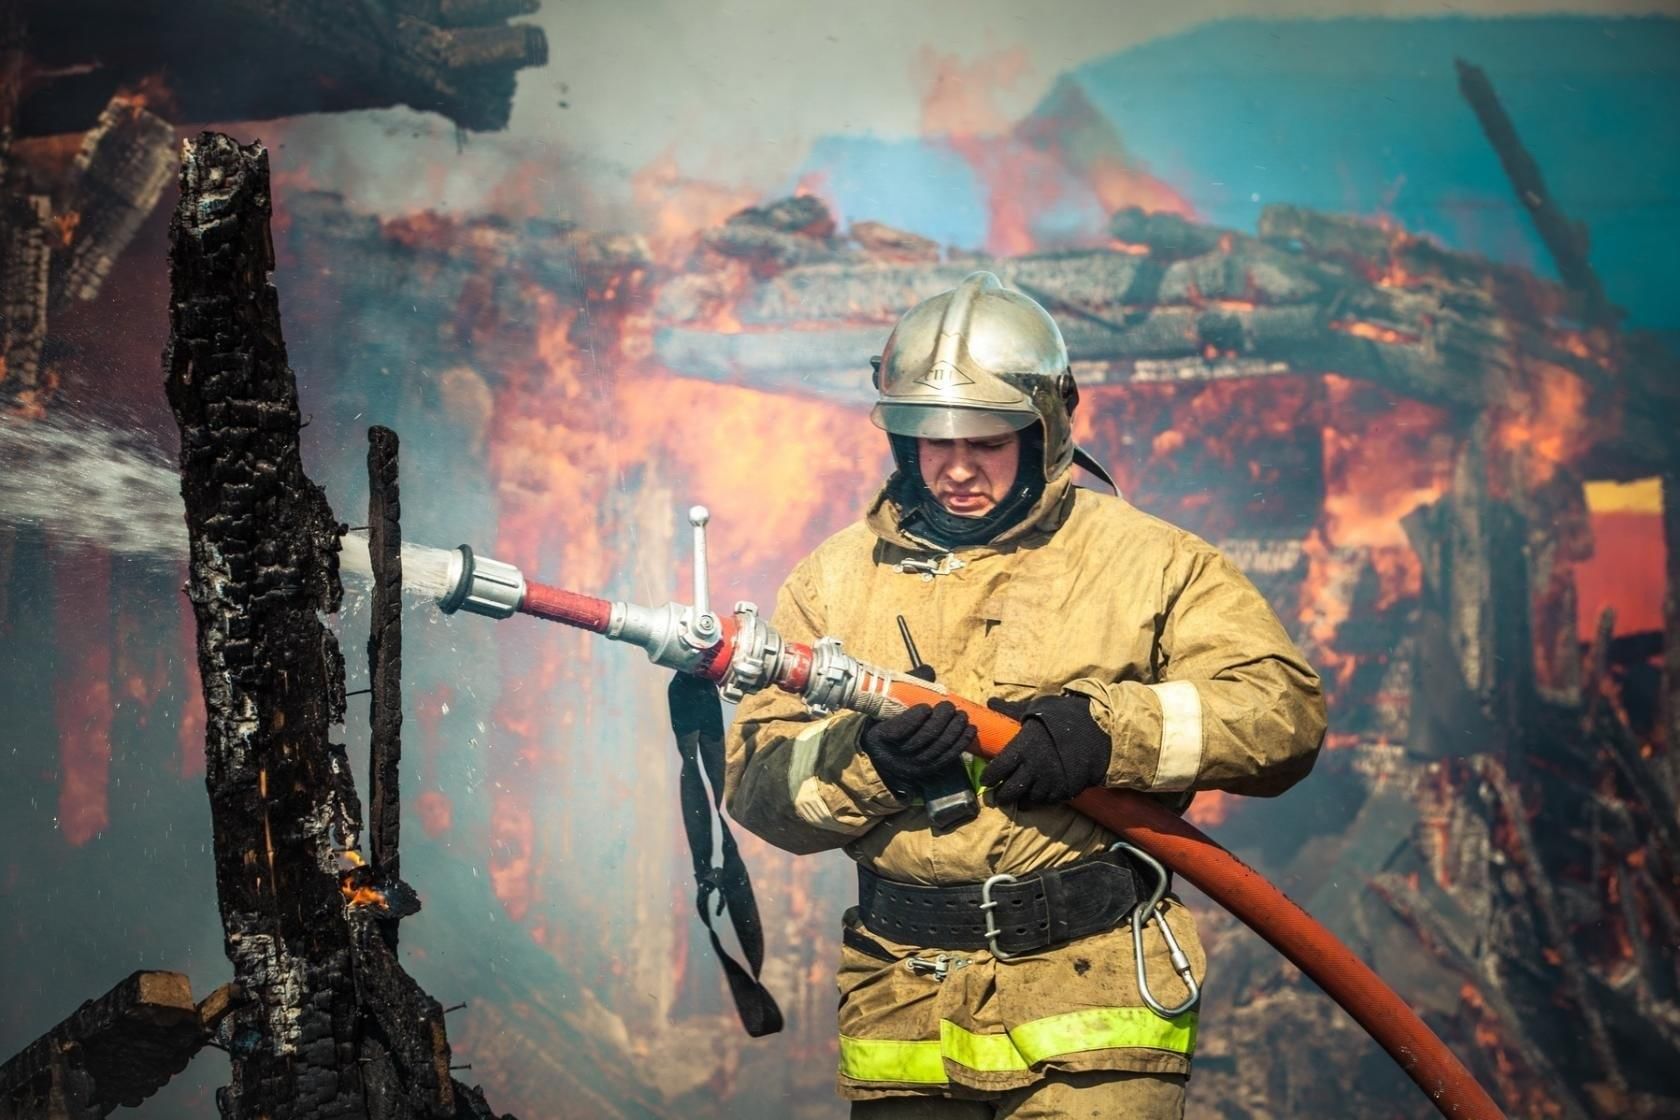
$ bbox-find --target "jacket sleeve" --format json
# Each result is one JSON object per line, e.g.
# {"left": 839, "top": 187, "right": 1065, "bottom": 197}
{"left": 723, "top": 555, "right": 908, "bottom": 855}
{"left": 1066, "top": 540, "right": 1327, "bottom": 798}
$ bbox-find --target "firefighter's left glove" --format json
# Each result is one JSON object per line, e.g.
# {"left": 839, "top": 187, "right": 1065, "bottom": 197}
{"left": 860, "top": 700, "right": 977, "bottom": 789}
{"left": 980, "top": 694, "right": 1111, "bottom": 807}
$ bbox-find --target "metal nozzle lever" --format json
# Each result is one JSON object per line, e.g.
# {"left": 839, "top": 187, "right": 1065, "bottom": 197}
{"left": 687, "top": 506, "right": 718, "bottom": 643}
{"left": 439, "top": 545, "right": 527, "bottom": 619}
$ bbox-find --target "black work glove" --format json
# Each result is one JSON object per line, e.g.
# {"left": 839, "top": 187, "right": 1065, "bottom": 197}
{"left": 860, "top": 700, "right": 977, "bottom": 791}
{"left": 980, "top": 694, "right": 1112, "bottom": 807}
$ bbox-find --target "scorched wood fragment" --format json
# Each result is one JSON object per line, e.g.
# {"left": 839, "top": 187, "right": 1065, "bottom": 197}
{"left": 366, "top": 426, "right": 404, "bottom": 926}
{"left": 0, "top": 971, "right": 205, "bottom": 1120}
{"left": 16, "top": 0, "right": 547, "bottom": 137}
{"left": 165, "top": 132, "right": 512, "bottom": 1120}
{"left": 49, "top": 97, "right": 176, "bottom": 309}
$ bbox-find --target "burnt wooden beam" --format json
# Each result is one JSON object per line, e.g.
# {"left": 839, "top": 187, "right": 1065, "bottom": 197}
{"left": 366, "top": 426, "right": 403, "bottom": 897}
{"left": 17, "top": 0, "right": 548, "bottom": 137}
{"left": 1401, "top": 423, "right": 1535, "bottom": 761}
{"left": 0, "top": 971, "right": 206, "bottom": 1120}
{"left": 0, "top": 187, "right": 50, "bottom": 411}
{"left": 166, "top": 128, "right": 362, "bottom": 1117}
{"left": 1666, "top": 472, "right": 1680, "bottom": 810}
{"left": 1, "top": 1, "right": 50, "bottom": 415}
{"left": 166, "top": 132, "right": 511, "bottom": 1120}
{"left": 49, "top": 96, "right": 175, "bottom": 309}
{"left": 1455, "top": 59, "right": 1615, "bottom": 329}
{"left": 1366, "top": 872, "right": 1592, "bottom": 1120}
{"left": 1476, "top": 757, "right": 1628, "bottom": 1094}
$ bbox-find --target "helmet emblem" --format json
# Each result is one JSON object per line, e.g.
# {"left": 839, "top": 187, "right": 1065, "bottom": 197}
{"left": 914, "top": 361, "right": 974, "bottom": 390}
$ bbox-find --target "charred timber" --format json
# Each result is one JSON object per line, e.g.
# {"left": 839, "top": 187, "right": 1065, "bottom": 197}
{"left": 0, "top": 972, "right": 206, "bottom": 1120}
{"left": 0, "top": 187, "right": 50, "bottom": 410}
{"left": 167, "top": 128, "right": 361, "bottom": 1118}
{"left": 166, "top": 132, "right": 509, "bottom": 1120}
{"left": 1666, "top": 471, "right": 1680, "bottom": 809}
{"left": 1455, "top": 59, "right": 1615, "bottom": 329}
{"left": 367, "top": 426, "right": 403, "bottom": 895}
{"left": 15, "top": 0, "right": 547, "bottom": 136}
{"left": 49, "top": 97, "right": 175, "bottom": 308}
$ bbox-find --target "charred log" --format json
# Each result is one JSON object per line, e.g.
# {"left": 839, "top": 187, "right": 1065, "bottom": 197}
{"left": 166, "top": 131, "right": 509, "bottom": 1120}
{"left": 0, "top": 187, "right": 50, "bottom": 411}
{"left": 0, "top": 972, "right": 206, "bottom": 1120}
{"left": 367, "top": 426, "right": 404, "bottom": 904}
{"left": 49, "top": 97, "right": 175, "bottom": 308}
{"left": 16, "top": 0, "right": 547, "bottom": 137}
{"left": 1666, "top": 471, "right": 1680, "bottom": 804}
{"left": 1402, "top": 424, "right": 1535, "bottom": 762}
{"left": 1455, "top": 59, "right": 1614, "bottom": 329}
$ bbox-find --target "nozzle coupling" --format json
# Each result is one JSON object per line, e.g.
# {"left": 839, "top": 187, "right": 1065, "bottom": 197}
{"left": 439, "top": 545, "right": 526, "bottom": 619}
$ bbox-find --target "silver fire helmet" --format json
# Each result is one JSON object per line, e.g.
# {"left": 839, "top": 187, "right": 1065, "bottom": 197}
{"left": 869, "top": 271, "right": 1097, "bottom": 485}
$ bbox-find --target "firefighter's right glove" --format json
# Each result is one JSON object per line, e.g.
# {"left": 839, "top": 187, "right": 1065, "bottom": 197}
{"left": 860, "top": 700, "right": 977, "bottom": 790}
{"left": 980, "top": 694, "right": 1112, "bottom": 806}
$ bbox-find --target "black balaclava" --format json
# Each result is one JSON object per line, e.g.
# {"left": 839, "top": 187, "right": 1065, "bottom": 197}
{"left": 887, "top": 423, "right": 1048, "bottom": 550}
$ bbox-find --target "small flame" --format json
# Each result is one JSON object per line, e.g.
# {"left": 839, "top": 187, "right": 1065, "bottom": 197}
{"left": 1329, "top": 319, "right": 1418, "bottom": 346}
{"left": 341, "top": 881, "right": 390, "bottom": 910}
{"left": 51, "top": 211, "right": 81, "bottom": 248}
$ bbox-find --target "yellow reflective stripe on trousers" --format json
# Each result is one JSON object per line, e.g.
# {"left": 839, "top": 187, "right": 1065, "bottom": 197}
{"left": 838, "top": 1035, "right": 947, "bottom": 1084}
{"left": 839, "top": 1009, "right": 1197, "bottom": 1083}
{"left": 1011, "top": 1007, "right": 1197, "bottom": 1063}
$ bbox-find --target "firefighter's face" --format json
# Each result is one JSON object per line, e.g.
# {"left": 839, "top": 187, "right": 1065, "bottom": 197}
{"left": 918, "top": 432, "right": 1020, "bottom": 517}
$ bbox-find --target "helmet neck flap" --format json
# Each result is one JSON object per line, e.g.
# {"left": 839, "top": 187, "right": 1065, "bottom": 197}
{"left": 887, "top": 424, "right": 1048, "bottom": 550}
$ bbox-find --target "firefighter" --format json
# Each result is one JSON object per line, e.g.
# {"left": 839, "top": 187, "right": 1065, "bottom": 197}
{"left": 723, "top": 272, "right": 1326, "bottom": 1118}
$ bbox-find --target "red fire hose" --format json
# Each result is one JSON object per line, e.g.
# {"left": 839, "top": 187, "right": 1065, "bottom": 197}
{"left": 884, "top": 680, "right": 1503, "bottom": 1120}
{"left": 503, "top": 575, "right": 1504, "bottom": 1119}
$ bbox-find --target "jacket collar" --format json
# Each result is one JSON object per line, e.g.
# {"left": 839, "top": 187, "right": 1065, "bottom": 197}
{"left": 865, "top": 471, "right": 1078, "bottom": 555}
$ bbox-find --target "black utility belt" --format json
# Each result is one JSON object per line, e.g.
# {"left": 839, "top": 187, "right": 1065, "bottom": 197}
{"left": 855, "top": 851, "right": 1143, "bottom": 959}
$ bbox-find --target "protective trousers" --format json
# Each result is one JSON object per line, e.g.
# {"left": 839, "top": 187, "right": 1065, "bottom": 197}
{"left": 849, "top": 1070, "right": 1186, "bottom": 1119}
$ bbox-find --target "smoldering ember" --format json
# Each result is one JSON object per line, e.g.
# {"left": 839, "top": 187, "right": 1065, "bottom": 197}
{"left": 1, "top": 7, "right": 1678, "bottom": 1120}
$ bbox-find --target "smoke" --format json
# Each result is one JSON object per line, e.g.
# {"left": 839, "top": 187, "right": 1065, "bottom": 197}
{"left": 0, "top": 413, "right": 455, "bottom": 599}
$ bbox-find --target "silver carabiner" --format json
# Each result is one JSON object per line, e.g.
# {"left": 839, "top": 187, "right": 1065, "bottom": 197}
{"left": 979, "top": 872, "right": 1020, "bottom": 960}
{"left": 1110, "top": 841, "right": 1201, "bottom": 1019}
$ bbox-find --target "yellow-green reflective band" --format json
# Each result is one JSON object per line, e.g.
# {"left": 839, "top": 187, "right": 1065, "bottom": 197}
{"left": 940, "top": 1020, "right": 1029, "bottom": 1072}
{"left": 963, "top": 755, "right": 987, "bottom": 792}
{"left": 1011, "top": 1007, "right": 1198, "bottom": 1063}
{"left": 839, "top": 1035, "right": 947, "bottom": 1084}
{"left": 838, "top": 1010, "right": 1197, "bottom": 1083}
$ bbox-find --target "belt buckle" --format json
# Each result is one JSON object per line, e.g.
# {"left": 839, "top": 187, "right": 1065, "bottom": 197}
{"left": 979, "top": 873, "right": 1019, "bottom": 960}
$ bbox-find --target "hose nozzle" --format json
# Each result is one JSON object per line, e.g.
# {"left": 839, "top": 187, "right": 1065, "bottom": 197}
{"left": 439, "top": 545, "right": 527, "bottom": 619}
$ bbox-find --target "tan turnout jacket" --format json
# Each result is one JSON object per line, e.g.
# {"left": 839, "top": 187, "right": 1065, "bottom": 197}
{"left": 724, "top": 473, "right": 1326, "bottom": 1098}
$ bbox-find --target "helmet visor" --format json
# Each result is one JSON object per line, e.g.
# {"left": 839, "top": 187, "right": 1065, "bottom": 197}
{"left": 870, "top": 402, "right": 1036, "bottom": 440}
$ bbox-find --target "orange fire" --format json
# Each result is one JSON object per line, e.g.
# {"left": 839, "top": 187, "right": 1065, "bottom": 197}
{"left": 341, "top": 881, "right": 391, "bottom": 910}
{"left": 111, "top": 73, "right": 178, "bottom": 120}
{"left": 1328, "top": 319, "right": 1418, "bottom": 346}
{"left": 915, "top": 47, "right": 1191, "bottom": 256}
{"left": 51, "top": 211, "right": 81, "bottom": 248}
{"left": 1489, "top": 359, "right": 1592, "bottom": 490}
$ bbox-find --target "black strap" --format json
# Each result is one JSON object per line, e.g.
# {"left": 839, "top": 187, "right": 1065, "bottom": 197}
{"left": 668, "top": 673, "right": 784, "bottom": 1037}
{"left": 1073, "top": 446, "right": 1119, "bottom": 493}
{"left": 856, "top": 854, "right": 1141, "bottom": 955}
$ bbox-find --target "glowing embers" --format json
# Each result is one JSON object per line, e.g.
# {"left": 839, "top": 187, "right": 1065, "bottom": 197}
{"left": 336, "top": 848, "right": 420, "bottom": 917}
{"left": 1328, "top": 318, "right": 1420, "bottom": 346}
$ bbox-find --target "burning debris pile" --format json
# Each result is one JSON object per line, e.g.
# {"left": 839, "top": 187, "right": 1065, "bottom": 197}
{"left": 264, "top": 128, "right": 1678, "bottom": 1112}
{"left": 0, "top": 0, "right": 547, "bottom": 418}
{"left": 11, "top": 0, "right": 547, "bottom": 137}
{"left": 0, "top": 68, "right": 175, "bottom": 414}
